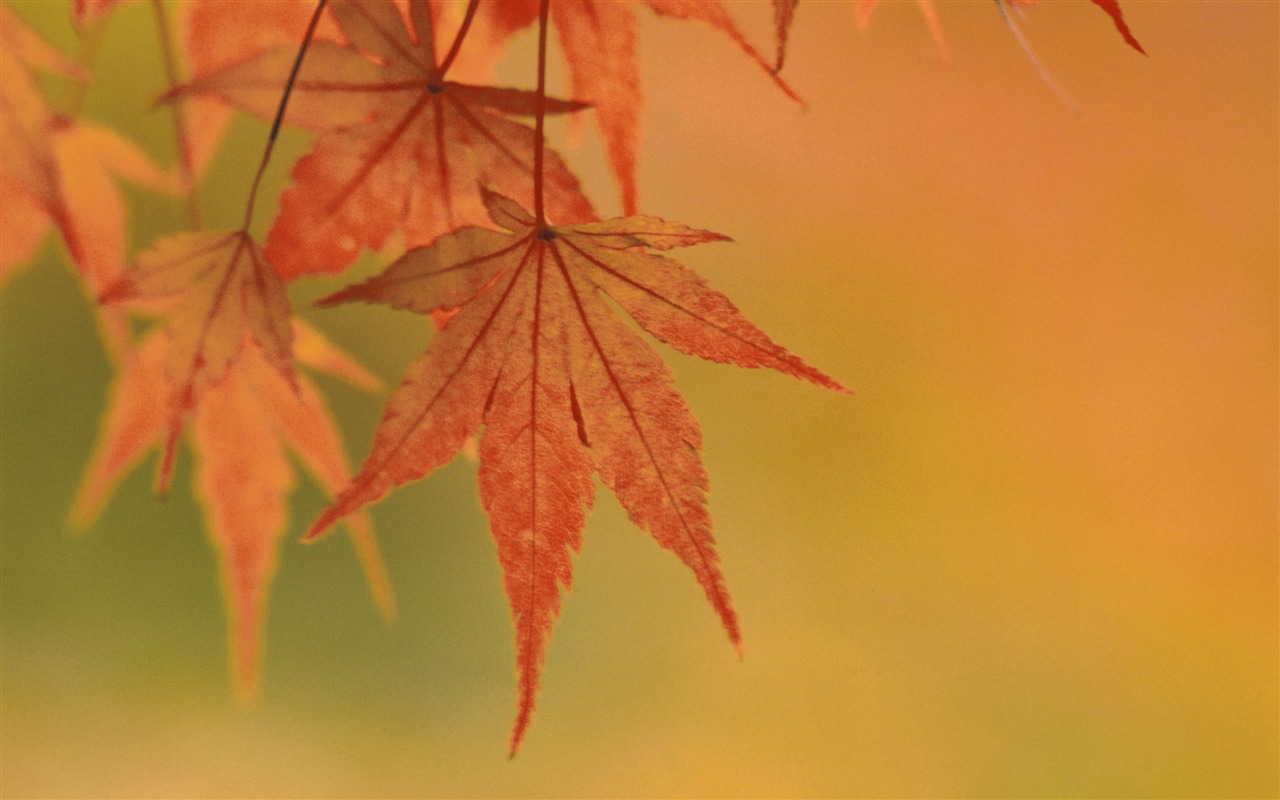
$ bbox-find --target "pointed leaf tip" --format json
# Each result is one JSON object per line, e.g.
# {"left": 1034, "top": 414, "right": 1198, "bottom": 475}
{"left": 1089, "top": 0, "right": 1145, "bottom": 55}
{"left": 509, "top": 709, "right": 531, "bottom": 759}
{"left": 155, "top": 84, "right": 185, "bottom": 107}
{"left": 306, "top": 505, "right": 345, "bottom": 542}
{"left": 314, "top": 285, "right": 364, "bottom": 308}
{"left": 154, "top": 417, "right": 185, "bottom": 496}
{"left": 97, "top": 278, "right": 135, "bottom": 306}
{"left": 343, "top": 512, "right": 397, "bottom": 624}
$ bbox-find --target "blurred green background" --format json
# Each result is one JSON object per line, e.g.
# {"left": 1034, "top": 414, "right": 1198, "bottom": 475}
{"left": 2, "top": 1, "right": 1276, "bottom": 796}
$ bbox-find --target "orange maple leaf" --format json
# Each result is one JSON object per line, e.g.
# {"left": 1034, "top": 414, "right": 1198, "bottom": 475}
{"left": 91, "top": 220, "right": 396, "bottom": 697}
{"left": 475, "top": 0, "right": 799, "bottom": 215}
{"left": 1, "top": 3, "right": 176, "bottom": 293}
{"left": 99, "top": 229, "right": 296, "bottom": 489}
{"left": 310, "top": 188, "right": 847, "bottom": 754}
{"left": 173, "top": 0, "right": 594, "bottom": 280}
{"left": 0, "top": 3, "right": 74, "bottom": 275}
{"left": 71, "top": 322, "right": 394, "bottom": 700}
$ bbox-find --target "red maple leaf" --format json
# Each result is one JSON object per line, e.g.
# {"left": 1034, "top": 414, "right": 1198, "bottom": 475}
{"left": 174, "top": 0, "right": 594, "bottom": 281}
{"left": 310, "top": 188, "right": 846, "bottom": 754}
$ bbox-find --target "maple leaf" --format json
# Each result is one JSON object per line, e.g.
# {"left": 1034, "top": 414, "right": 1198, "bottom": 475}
{"left": 91, "top": 219, "right": 394, "bottom": 697}
{"left": 71, "top": 322, "right": 394, "bottom": 699}
{"left": 475, "top": 0, "right": 800, "bottom": 215}
{"left": 311, "top": 189, "right": 846, "bottom": 754}
{"left": 0, "top": 112, "right": 178, "bottom": 292}
{"left": 1, "top": 2, "right": 171, "bottom": 291}
{"left": 173, "top": 0, "right": 594, "bottom": 280}
{"left": 99, "top": 229, "right": 295, "bottom": 488}
{"left": 1, "top": 2, "right": 176, "bottom": 357}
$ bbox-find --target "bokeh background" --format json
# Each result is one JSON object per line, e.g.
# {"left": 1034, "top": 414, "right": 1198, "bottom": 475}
{"left": 2, "top": 1, "right": 1276, "bottom": 797}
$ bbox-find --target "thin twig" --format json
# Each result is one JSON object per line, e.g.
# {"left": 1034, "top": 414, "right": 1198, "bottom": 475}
{"left": 242, "top": 0, "right": 330, "bottom": 231}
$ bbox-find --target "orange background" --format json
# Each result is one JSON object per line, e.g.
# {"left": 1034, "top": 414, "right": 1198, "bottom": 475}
{"left": 1, "top": 1, "right": 1276, "bottom": 796}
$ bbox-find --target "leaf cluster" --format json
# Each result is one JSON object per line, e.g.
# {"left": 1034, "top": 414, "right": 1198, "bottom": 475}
{"left": 0, "top": 0, "right": 1143, "bottom": 754}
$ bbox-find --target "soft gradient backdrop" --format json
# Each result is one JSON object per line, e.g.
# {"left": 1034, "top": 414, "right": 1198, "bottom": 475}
{"left": 2, "top": 1, "right": 1276, "bottom": 797}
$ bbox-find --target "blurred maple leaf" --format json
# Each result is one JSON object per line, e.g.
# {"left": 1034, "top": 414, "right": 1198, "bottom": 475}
{"left": 71, "top": 322, "right": 394, "bottom": 699}
{"left": 0, "top": 3, "right": 177, "bottom": 291}
{"left": 1, "top": 2, "right": 85, "bottom": 77}
{"left": 172, "top": 0, "right": 594, "bottom": 280}
{"left": 72, "top": 0, "right": 126, "bottom": 26}
{"left": 311, "top": 188, "right": 847, "bottom": 753}
{"left": 0, "top": 2, "right": 179, "bottom": 363}
{"left": 87, "top": 218, "right": 397, "bottom": 696}
{"left": 476, "top": 0, "right": 799, "bottom": 216}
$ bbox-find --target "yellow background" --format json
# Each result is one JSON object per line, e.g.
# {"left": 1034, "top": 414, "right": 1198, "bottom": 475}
{"left": 1, "top": 1, "right": 1276, "bottom": 796}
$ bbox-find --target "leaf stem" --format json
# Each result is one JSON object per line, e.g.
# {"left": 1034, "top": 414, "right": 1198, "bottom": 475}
{"left": 533, "top": 0, "right": 550, "bottom": 227}
{"left": 438, "top": 0, "right": 481, "bottom": 77}
{"left": 151, "top": 0, "right": 201, "bottom": 229}
{"left": 242, "top": 0, "right": 329, "bottom": 232}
